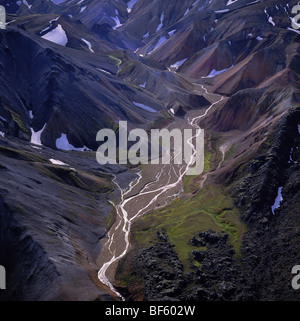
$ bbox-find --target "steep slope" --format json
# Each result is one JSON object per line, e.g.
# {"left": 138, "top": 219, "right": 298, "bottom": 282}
{"left": 0, "top": 27, "right": 168, "bottom": 150}
{"left": 0, "top": 135, "right": 120, "bottom": 301}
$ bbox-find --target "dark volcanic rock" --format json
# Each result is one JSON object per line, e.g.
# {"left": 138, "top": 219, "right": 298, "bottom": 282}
{"left": 0, "top": 136, "right": 123, "bottom": 300}
{"left": 0, "top": 28, "right": 164, "bottom": 150}
{"left": 233, "top": 107, "right": 300, "bottom": 300}
{"left": 118, "top": 230, "right": 251, "bottom": 301}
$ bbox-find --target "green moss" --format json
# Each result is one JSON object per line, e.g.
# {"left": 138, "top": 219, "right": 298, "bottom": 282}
{"left": 203, "top": 148, "right": 212, "bottom": 173}
{"left": 224, "top": 144, "right": 237, "bottom": 162}
{"left": 36, "top": 164, "right": 114, "bottom": 193}
{"left": 0, "top": 145, "right": 48, "bottom": 163}
{"left": 119, "top": 61, "right": 135, "bottom": 76}
{"left": 130, "top": 184, "right": 246, "bottom": 271}
{"left": 108, "top": 55, "right": 122, "bottom": 68}
{"left": 105, "top": 208, "right": 117, "bottom": 231}
{"left": 160, "top": 110, "right": 172, "bottom": 119}
{"left": 3, "top": 106, "right": 30, "bottom": 135}
{"left": 182, "top": 175, "right": 192, "bottom": 193}
{"left": 116, "top": 249, "right": 145, "bottom": 287}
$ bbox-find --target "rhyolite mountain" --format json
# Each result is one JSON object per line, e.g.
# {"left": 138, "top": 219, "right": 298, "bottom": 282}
{"left": 0, "top": 0, "right": 299, "bottom": 301}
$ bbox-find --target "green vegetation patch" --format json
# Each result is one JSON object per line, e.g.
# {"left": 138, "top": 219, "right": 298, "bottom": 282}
{"left": 36, "top": 163, "right": 114, "bottom": 193}
{"left": 3, "top": 106, "right": 30, "bottom": 135}
{"left": 108, "top": 55, "right": 122, "bottom": 68}
{"left": 105, "top": 207, "right": 117, "bottom": 231}
{"left": 0, "top": 145, "right": 48, "bottom": 163}
{"left": 131, "top": 184, "right": 246, "bottom": 271}
{"left": 224, "top": 144, "right": 237, "bottom": 162}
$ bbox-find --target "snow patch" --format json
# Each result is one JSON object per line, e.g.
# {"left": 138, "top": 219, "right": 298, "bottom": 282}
{"left": 264, "top": 8, "right": 275, "bottom": 26}
{"left": 96, "top": 68, "right": 112, "bottom": 75}
{"left": 127, "top": 0, "right": 138, "bottom": 13}
{"left": 215, "top": 9, "right": 229, "bottom": 13}
{"left": 81, "top": 38, "right": 94, "bottom": 52}
{"left": 256, "top": 36, "right": 263, "bottom": 41}
{"left": 49, "top": 158, "right": 69, "bottom": 166}
{"left": 268, "top": 16, "right": 275, "bottom": 26}
{"left": 6, "top": 19, "right": 16, "bottom": 26}
{"left": 40, "top": 16, "right": 60, "bottom": 34}
{"left": 226, "top": 0, "right": 238, "bottom": 6}
{"left": 271, "top": 187, "right": 283, "bottom": 214}
{"left": 50, "top": 16, "right": 60, "bottom": 24}
{"left": 0, "top": 116, "right": 7, "bottom": 123}
{"left": 56, "top": 133, "right": 90, "bottom": 151}
{"left": 205, "top": 65, "right": 234, "bottom": 78}
{"left": 287, "top": 27, "right": 300, "bottom": 35}
{"left": 23, "top": 0, "right": 32, "bottom": 9}
{"left": 148, "top": 36, "right": 167, "bottom": 54}
{"left": 133, "top": 102, "right": 156, "bottom": 113}
{"left": 170, "top": 58, "right": 187, "bottom": 69}
{"left": 156, "top": 13, "right": 164, "bottom": 32}
{"left": 143, "top": 31, "right": 149, "bottom": 38}
{"left": 184, "top": 9, "right": 189, "bottom": 16}
{"left": 112, "top": 9, "right": 122, "bottom": 30}
{"left": 0, "top": 131, "right": 4, "bottom": 137}
{"left": 80, "top": 6, "right": 87, "bottom": 13}
{"left": 40, "top": 26, "right": 51, "bottom": 34}
{"left": 168, "top": 29, "right": 176, "bottom": 36}
{"left": 42, "top": 24, "right": 68, "bottom": 46}
{"left": 30, "top": 124, "right": 46, "bottom": 146}
{"left": 29, "top": 111, "right": 33, "bottom": 119}
{"left": 139, "top": 82, "right": 146, "bottom": 88}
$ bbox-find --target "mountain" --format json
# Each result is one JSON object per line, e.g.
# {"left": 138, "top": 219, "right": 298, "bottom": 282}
{"left": 0, "top": 0, "right": 299, "bottom": 301}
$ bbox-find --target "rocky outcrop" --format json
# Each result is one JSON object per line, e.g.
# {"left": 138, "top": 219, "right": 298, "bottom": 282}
{"left": 117, "top": 230, "right": 252, "bottom": 301}
{"left": 232, "top": 107, "right": 300, "bottom": 300}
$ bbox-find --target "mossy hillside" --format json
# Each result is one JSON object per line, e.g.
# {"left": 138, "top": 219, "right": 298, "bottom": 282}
{"left": 0, "top": 145, "right": 48, "bottom": 163}
{"left": 109, "top": 55, "right": 122, "bottom": 67}
{"left": 224, "top": 144, "right": 237, "bottom": 162}
{"left": 36, "top": 163, "right": 114, "bottom": 194}
{"left": 130, "top": 184, "right": 246, "bottom": 272}
{"left": 2, "top": 105, "right": 30, "bottom": 135}
{"left": 105, "top": 207, "right": 117, "bottom": 231}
